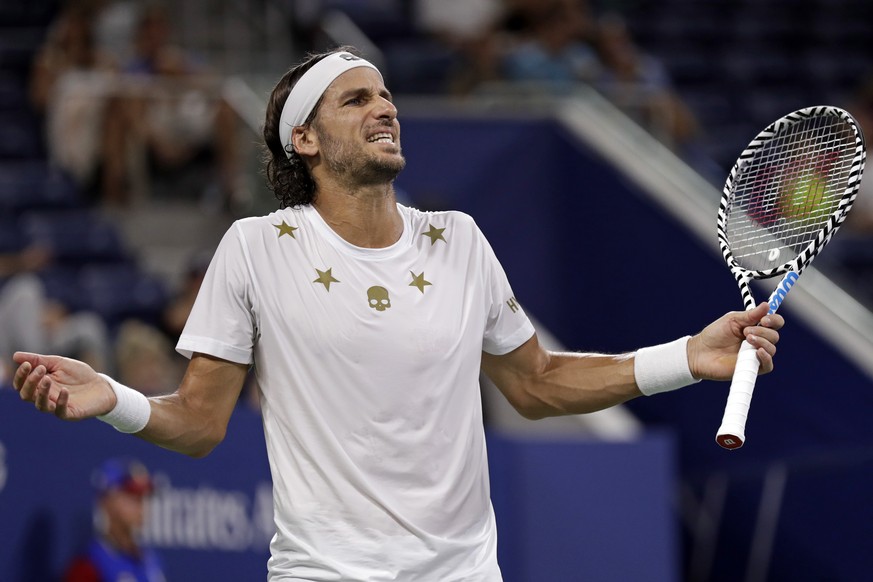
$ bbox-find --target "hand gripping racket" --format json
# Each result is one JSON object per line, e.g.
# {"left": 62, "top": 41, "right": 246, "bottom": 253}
{"left": 715, "top": 105, "right": 866, "bottom": 450}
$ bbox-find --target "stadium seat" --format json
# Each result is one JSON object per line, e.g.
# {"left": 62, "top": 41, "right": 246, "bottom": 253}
{"left": 77, "top": 263, "right": 169, "bottom": 327}
{"left": 20, "top": 209, "right": 129, "bottom": 264}
{"left": 0, "top": 111, "right": 42, "bottom": 159}
{"left": 0, "top": 72, "right": 27, "bottom": 111}
{"left": 0, "top": 212, "right": 26, "bottom": 252}
{"left": 0, "top": 161, "right": 81, "bottom": 211}
{"left": 37, "top": 263, "right": 89, "bottom": 312}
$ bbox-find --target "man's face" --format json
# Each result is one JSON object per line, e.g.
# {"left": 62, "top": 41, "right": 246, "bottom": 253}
{"left": 309, "top": 67, "right": 405, "bottom": 185}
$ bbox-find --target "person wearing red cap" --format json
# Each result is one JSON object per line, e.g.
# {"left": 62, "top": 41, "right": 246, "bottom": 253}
{"left": 64, "top": 458, "right": 165, "bottom": 582}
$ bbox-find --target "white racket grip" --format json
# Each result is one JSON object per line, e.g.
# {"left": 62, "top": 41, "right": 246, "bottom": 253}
{"left": 716, "top": 339, "right": 761, "bottom": 449}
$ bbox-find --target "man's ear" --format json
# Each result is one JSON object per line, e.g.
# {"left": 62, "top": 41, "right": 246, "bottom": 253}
{"left": 292, "top": 125, "right": 318, "bottom": 157}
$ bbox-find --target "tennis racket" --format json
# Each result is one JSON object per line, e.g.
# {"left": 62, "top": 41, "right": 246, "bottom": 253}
{"left": 715, "top": 105, "right": 866, "bottom": 450}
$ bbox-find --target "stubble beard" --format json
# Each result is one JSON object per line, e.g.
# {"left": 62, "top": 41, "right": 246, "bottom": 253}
{"left": 318, "top": 127, "right": 406, "bottom": 187}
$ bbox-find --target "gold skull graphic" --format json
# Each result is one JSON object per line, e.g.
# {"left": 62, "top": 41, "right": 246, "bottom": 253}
{"left": 367, "top": 286, "right": 391, "bottom": 311}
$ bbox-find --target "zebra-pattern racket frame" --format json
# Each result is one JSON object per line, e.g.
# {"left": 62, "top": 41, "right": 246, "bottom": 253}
{"left": 716, "top": 105, "right": 866, "bottom": 309}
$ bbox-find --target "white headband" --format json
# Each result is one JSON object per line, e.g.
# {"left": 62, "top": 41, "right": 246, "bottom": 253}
{"left": 278, "top": 51, "right": 380, "bottom": 158}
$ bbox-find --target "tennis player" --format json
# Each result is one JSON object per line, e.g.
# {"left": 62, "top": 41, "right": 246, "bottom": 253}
{"left": 12, "top": 46, "right": 783, "bottom": 581}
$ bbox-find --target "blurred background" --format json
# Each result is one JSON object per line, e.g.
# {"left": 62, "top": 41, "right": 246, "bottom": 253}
{"left": 1, "top": 0, "right": 873, "bottom": 580}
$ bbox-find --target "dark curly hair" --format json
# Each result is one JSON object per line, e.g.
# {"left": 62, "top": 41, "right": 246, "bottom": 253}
{"left": 262, "top": 46, "right": 360, "bottom": 208}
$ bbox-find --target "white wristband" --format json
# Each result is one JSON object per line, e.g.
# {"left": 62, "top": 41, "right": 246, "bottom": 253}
{"left": 634, "top": 336, "right": 700, "bottom": 396}
{"left": 96, "top": 374, "right": 151, "bottom": 433}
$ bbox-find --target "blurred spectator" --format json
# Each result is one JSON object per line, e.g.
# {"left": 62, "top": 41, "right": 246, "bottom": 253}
{"left": 160, "top": 249, "right": 211, "bottom": 344}
{"left": 29, "top": 1, "right": 118, "bottom": 198}
{"left": 500, "top": 0, "right": 602, "bottom": 91}
{"left": 101, "top": 1, "right": 246, "bottom": 210}
{"left": 63, "top": 458, "right": 166, "bottom": 582}
{"left": 114, "top": 319, "right": 181, "bottom": 397}
{"left": 0, "top": 246, "right": 52, "bottom": 384}
{"left": 412, "top": 0, "right": 506, "bottom": 94}
{"left": 415, "top": 0, "right": 502, "bottom": 43}
{"left": 0, "top": 244, "right": 52, "bottom": 278}
{"left": 592, "top": 13, "right": 701, "bottom": 151}
{"left": 0, "top": 247, "right": 111, "bottom": 385}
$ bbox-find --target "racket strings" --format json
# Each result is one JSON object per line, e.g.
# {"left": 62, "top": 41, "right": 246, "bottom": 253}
{"left": 725, "top": 116, "right": 856, "bottom": 271}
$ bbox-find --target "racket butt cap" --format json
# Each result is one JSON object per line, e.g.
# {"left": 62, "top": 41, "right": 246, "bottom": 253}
{"left": 716, "top": 433, "right": 745, "bottom": 450}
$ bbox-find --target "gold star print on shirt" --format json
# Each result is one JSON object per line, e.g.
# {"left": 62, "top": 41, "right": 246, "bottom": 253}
{"left": 408, "top": 271, "right": 432, "bottom": 293}
{"left": 274, "top": 221, "right": 298, "bottom": 238}
{"left": 421, "top": 224, "right": 446, "bottom": 245}
{"left": 313, "top": 268, "right": 340, "bottom": 291}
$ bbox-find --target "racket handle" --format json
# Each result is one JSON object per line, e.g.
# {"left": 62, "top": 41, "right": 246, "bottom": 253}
{"left": 716, "top": 339, "right": 760, "bottom": 450}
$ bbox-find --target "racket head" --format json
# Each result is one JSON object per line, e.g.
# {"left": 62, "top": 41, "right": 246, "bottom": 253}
{"left": 717, "top": 106, "right": 866, "bottom": 292}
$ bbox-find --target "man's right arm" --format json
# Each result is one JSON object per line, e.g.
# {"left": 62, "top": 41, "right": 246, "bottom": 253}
{"left": 138, "top": 354, "right": 248, "bottom": 457}
{"left": 12, "top": 352, "right": 248, "bottom": 458}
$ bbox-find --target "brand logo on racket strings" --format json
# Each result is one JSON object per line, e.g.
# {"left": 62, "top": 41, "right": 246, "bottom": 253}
{"left": 769, "top": 271, "right": 799, "bottom": 312}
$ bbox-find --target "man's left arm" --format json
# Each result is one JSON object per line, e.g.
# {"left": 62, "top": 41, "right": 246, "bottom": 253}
{"left": 481, "top": 302, "right": 783, "bottom": 420}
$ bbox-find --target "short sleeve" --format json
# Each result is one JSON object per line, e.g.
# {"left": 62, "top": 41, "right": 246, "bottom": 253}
{"left": 477, "top": 226, "right": 535, "bottom": 355}
{"left": 176, "top": 223, "right": 257, "bottom": 364}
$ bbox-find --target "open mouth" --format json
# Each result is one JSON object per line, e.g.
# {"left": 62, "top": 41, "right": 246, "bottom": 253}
{"left": 367, "top": 132, "right": 394, "bottom": 144}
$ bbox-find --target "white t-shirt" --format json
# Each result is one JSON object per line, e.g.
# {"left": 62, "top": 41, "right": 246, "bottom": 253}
{"left": 178, "top": 203, "right": 535, "bottom": 581}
